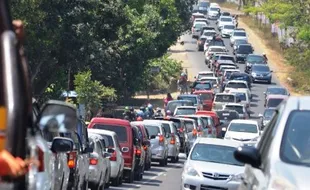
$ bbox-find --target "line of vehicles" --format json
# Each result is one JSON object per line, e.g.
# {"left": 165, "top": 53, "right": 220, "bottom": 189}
{"left": 177, "top": 1, "right": 309, "bottom": 190}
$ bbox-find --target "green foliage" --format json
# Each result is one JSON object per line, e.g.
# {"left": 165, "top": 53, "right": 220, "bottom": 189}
{"left": 11, "top": 0, "right": 194, "bottom": 100}
{"left": 74, "top": 70, "right": 117, "bottom": 110}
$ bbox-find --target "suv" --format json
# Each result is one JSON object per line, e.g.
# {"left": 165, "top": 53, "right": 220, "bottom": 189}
{"left": 88, "top": 118, "right": 138, "bottom": 183}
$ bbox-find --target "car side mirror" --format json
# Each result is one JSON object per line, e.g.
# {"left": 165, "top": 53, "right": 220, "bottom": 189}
{"left": 270, "top": 70, "right": 273, "bottom": 73}
{"left": 38, "top": 100, "right": 78, "bottom": 133}
{"left": 234, "top": 146, "right": 261, "bottom": 168}
{"left": 258, "top": 113, "right": 263, "bottom": 118}
{"left": 143, "top": 140, "right": 151, "bottom": 146}
{"left": 51, "top": 137, "right": 74, "bottom": 153}
{"left": 150, "top": 135, "right": 156, "bottom": 139}
{"left": 83, "top": 146, "right": 94, "bottom": 153}
{"left": 221, "top": 127, "right": 227, "bottom": 131}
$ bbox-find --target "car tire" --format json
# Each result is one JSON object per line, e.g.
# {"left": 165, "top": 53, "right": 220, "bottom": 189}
{"left": 176, "top": 155, "right": 179, "bottom": 163}
{"left": 112, "top": 170, "right": 121, "bottom": 186}
{"left": 82, "top": 179, "right": 88, "bottom": 190}
{"left": 159, "top": 158, "right": 165, "bottom": 166}
{"left": 126, "top": 170, "right": 134, "bottom": 183}
{"left": 134, "top": 167, "right": 143, "bottom": 181}
{"left": 268, "top": 80, "right": 271, "bottom": 84}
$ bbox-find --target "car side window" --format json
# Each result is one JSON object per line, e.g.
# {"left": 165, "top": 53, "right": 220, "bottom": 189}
{"left": 162, "top": 126, "right": 167, "bottom": 137}
{"left": 208, "top": 117, "right": 215, "bottom": 127}
{"left": 98, "top": 139, "right": 106, "bottom": 151}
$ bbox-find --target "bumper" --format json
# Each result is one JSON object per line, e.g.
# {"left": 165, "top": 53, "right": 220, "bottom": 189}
{"left": 88, "top": 166, "right": 101, "bottom": 183}
{"left": 151, "top": 146, "right": 166, "bottom": 160}
{"left": 110, "top": 161, "right": 120, "bottom": 178}
{"left": 252, "top": 75, "right": 271, "bottom": 82}
{"left": 181, "top": 174, "right": 240, "bottom": 190}
{"left": 168, "top": 144, "right": 178, "bottom": 157}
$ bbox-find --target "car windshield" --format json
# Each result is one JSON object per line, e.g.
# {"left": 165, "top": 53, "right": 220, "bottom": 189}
{"left": 264, "top": 109, "right": 275, "bottom": 119}
{"left": 209, "top": 40, "right": 225, "bottom": 46}
{"left": 281, "top": 111, "right": 310, "bottom": 166}
{"left": 247, "top": 55, "right": 264, "bottom": 63}
{"left": 210, "top": 7, "right": 219, "bottom": 11}
{"left": 222, "top": 12, "right": 230, "bottom": 16}
{"left": 200, "top": 93, "right": 213, "bottom": 101}
{"left": 144, "top": 125, "right": 160, "bottom": 137}
{"left": 178, "top": 96, "right": 198, "bottom": 104}
{"left": 200, "top": 37, "right": 207, "bottom": 41}
{"left": 225, "top": 105, "right": 244, "bottom": 114}
{"left": 215, "top": 95, "right": 235, "bottom": 103}
{"left": 216, "top": 111, "right": 239, "bottom": 120}
{"left": 234, "top": 32, "right": 246, "bottom": 37}
{"left": 226, "top": 82, "right": 247, "bottom": 89}
{"left": 237, "top": 46, "right": 252, "bottom": 53}
{"left": 175, "top": 108, "right": 196, "bottom": 115}
{"left": 228, "top": 123, "right": 258, "bottom": 133}
{"left": 204, "top": 31, "right": 216, "bottom": 36}
{"left": 92, "top": 124, "right": 128, "bottom": 142}
{"left": 221, "top": 17, "right": 232, "bottom": 22}
{"left": 267, "top": 87, "right": 287, "bottom": 95}
{"left": 253, "top": 66, "right": 270, "bottom": 72}
{"left": 190, "top": 143, "right": 244, "bottom": 166}
{"left": 194, "top": 83, "right": 212, "bottom": 90}
{"left": 267, "top": 98, "right": 284, "bottom": 108}
{"left": 210, "top": 48, "right": 226, "bottom": 52}
{"left": 224, "top": 25, "right": 235, "bottom": 29}
{"left": 230, "top": 74, "right": 248, "bottom": 81}
{"left": 198, "top": 73, "right": 213, "bottom": 79}
{"left": 199, "top": 1, "right": 210, "bottom": 7}
{"left": 195, "top": 23, "right": 207, "bottom": 28}
{"left": 167, "top": 101, "right": 194, "bottom": 113}
{"left": 235, "top": 40, "right": 248, "bottom": 46}
{"left": 219, "top": 56, "right": 234, "bottom": 61}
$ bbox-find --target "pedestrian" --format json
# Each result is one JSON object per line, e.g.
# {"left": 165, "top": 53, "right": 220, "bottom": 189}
{"left": 164, "top": 93, "right": 173, "bottom": 107}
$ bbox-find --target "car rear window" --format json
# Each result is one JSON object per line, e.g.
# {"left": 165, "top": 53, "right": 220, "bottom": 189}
{"left": 226, "top": 82, "right": 247, "bottom": 89}
{"left": 194, "top": 83, "right": 212, "bottom": 91}
{"left": 216, "top": 111, "right": 239, "bottom": 120}
{"left": 92, "top": 124, "right": 128, "bottom": 142}
{"left": 167, "top": 101, "right": 194, "bottom": 113}
{"left": 210, "top": 48, "right": 226, "bottom": 52}
{"left": 267, "top": 98, "right": 284, "bottom": 108}
{"left": 219, "top": 56, "right": 234, "bottom": 61}
{"left": 99, "top": 134, "right": 114, "bottom": 147}
{"left": 200, "top": 93, "right": 213, "bottom": 100}
{"left": 162, "top": 124, "right": 172, "bottom": 134}
{"left": 215, "top": 94, "right": 235, "bottom": 103}
{"left": 145, "top": 125, "right": 160, "bottom": 137}
{"left": 178, "top": 96, "right": 198, "bottom": 104}
{"left": 225, "top": 105, "right": 244, "bottom": 114}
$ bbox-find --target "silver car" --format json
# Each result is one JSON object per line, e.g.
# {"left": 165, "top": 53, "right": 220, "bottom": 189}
{"left": 143, "top": 120, "right": 169, "bottom": 166}
{"left": 155, "top": 120, "right": 181, "bottom": 163}
{"left": 213, "top": 93, "right": 238, "bottom": 110}
{"left": 181, "top": 138, "right": 244, "bottom": 190}
{"left": 181, "top": 118, "right": 199, "bottom": 151}
{"left": 87, "top": 133, "right": 111, "bottom": 189}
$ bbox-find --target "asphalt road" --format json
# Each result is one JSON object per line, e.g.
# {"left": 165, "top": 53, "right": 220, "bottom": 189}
{"left": 107, "top": 19, "right": 280, "bottom": 190}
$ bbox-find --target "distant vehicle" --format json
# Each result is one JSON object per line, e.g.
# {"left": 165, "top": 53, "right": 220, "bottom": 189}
{"left": 264, "top": 86, "right": 290, "bottom": 100}
{"left": 195, "top": 71, "right": 215, "bottom": 80}
{"left": 207, "top": 6, "right": 220, "bottom": 19}
{"left": 250, "top": 64, "right": 273, "bottom": 84}
{"left": 230, "top": 30, "right": 248, "bottom": 46}
{"left": 192, "top": 22, "right": 207, "bottom": 39}
{"left": 193, "top": 90, "right": 214, "bottom": 111}
{"left": 217, "top": 16, "right": 234, "bottom": 30}
{"left": 200, "top": 29, "right": 217, "bottom": 42}
{"left": 174, "top": 106, "right": 198, "bottom": 116}
{"left": 213, "top": 93, "right": 239, "bottom": 110}
{"left": 197, "top": 36, "right": 207, "bottom": 51}
{"left": 233, "top": 39, "right": 249, "bottom": 51}
{"left": 216, "top": 110, "right": 240, "bottom": 137}
{"left": 245, "top": 54, "right": 267, "bottom": 72}
{"left": 258, "top": 108, "right": 276, "bottom": 130}
{"left": 221, "top": 24, "right": 236, "bottom": 37}
{"left": 165, "top": 100, "right": 194, "bottom": 115}
{"left": 228, "top": 72, "right": 253, "bottom": 88}
{"left": 264, "top": 94, "right": 288, "bottom": 108}
{"left": 223, "top": 103, "right": 250, "bottom": 119}
{"left": 204, "top": 46, "right": 228, "bottom": 63}
{"left": 235, "top": 44, "right": 254, "bottom": 63}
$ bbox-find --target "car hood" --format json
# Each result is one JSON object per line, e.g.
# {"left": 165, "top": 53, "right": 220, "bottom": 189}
{"left": 225, "top": 131, "right": 259, "bottom": 140}
{"left": 252, "top": 71, "right": 271, "bottom": 75}
{"left": 187, "top": 160, "right": 244, "bottom": 175}
{"left": 222, "top": 29, "right": 234, "bottom": 33}
{"left": 272, "top": 161, "right": 310, "bottom": 189}
{"left": 233, "top": 36, "right": 247, "bottom": 40}
{"left": 219, "top": 21, "right": 234, "bottom": 26}
{"left": 209, "top": 11, "right": 218, "bottom": 15}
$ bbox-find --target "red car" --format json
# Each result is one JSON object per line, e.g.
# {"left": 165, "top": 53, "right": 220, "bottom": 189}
{"left": 193, "top": 90, "right": 214, "bottom": 111}
{"left": 88, "top": 118, "right": 140, "bottom": 183}
{"left": 195, "top": 111, "right": 221, "bottom": 137}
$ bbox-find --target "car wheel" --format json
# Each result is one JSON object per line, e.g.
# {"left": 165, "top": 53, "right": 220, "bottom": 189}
{"left": 134, "top": 167, "right": 142, "bottom": 181}
{"left": 105, "top": 170, "right": 110, "bottom": 188}
{"left": 82, "top": 179, "right": 88, "bottom": 190}
{"left": 159, "top": 159, "right": 165, "bottom": 166}
{"left": 176, "top": 155, "right": 179, "bottom": 163}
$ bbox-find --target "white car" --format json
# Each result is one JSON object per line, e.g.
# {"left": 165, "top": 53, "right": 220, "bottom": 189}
{"left": 174, "top": 106, "right": 198, "bottom": 116}
{"left": 201, "top": 30, "right": 217, "bottom": 42}
{"left": 204, "top": 46, "right": 227, "bottom": 61}
{"left": 223, "top": 103, "right": 249, "bottom": 119}
{"left": 217, "top": 16, "right": 234, "bottom": 30}
{"left": 181, "top": 138, "right": 245, "bottom": 190}
{"left": 87, "top": 129, "right": 125, "bottom": 186}
{"left": 207, "top": 6, "right": 220, "bottom": 19}
{"left": 227, "top": 88, "right": 251, "bottom": 109}
{"left": 195, "top": 71, "right": 215, "bottom": 80}
{"left": 193, "top": 18, "right": 208, "bottom": 25}
{"left": 224, "top": 80, "right": 252, "bottom": 98}
{"left": 199, "top": 77, "right": 220, "bottom": 86}
{"left": 221, "top": 24, "right": 236, "bottom": 37}
{"left": 223, "top": 119, "right": 261, "bottom": 145}
{"left": 192, "top": 21, "right": 207, "bottom": 38}
{"left": 230, "top": 30, "right": 248, "bottom": 46}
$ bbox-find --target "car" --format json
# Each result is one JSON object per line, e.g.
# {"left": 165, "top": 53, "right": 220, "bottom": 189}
{"left": 204, "top": 37, "right": 226, "bottom": 52}
{"left": 165, "top": 100, "right": 194, "bottom": 115}
{"left": 217, "top": 65, "right": 237, "bottom": 78}
{"left": 200, "top": 29, "right": 217, "bottom": 42}
{"left": 196, "top": 115, "right": 218, "bottom": 138}
{"left": 198, "top": 0, "right": 210, "bottom": 9}
{"left": 131, "top": 122, "right": 152, "bottom": 170}
{"left": 142, "top": 120, "right": 169, "bottom": 166}
{"left": 217, "top": 16, "right": 234, "bottom": 30}
{"left": 263, "top": 85, "right": 290, "bottom": 100}
{"left": 174, "top": 106, "right": 198, "bottom": 116}
{"left": 220, "top": 11, "right": 231, "bottom": 16}
{"left": 131, "top": 125, "right": 146, "bottom": 180}
{"left": 207, "top": 6, "right": 220, "bottom": 19}
{"left": 195, "top": 71, "right": 215, "bottom": 80}
{"left": 227, "top": 89, "right": 251, "bottom": 109}
{"left": 181, "top": 138, "right": 245, "bottom": 190}
{"left": 245, "top": 54, "right": 267, "bottom": 73}
{"left": 177, "top": 94, "right": 204, "bottom": 109}
{"left": 204, "top": 46, "right": 228, "bottom": 63}
{"left": 213, "top": 93, "right": 239, "bottom": 110}
{"left": 264, "top": 94, "right": 288, "bottom": 108}
{"left": 193, "top": 90, "right": 214, "bottom": 111}
{"left": 235, "top": 96, "right": 310, "bottom": 190}
{"left": 197, "top": 36, "right": 207, "bottom": 51}
{"left": 217, "top": 54, "right": 236, "bottom": 63}
{"left": 223, "top": 103, "right": 250, "bottom": 119}
{"left": 191, "top": 12, "right": 205, "bottom": 23}
{"left": 215, "top": 110, "right": 240, "bottom": 137}
{"left": 258, "top": 108, "right": 276, "bottom": 130}
{"left": 223, "top": 69, "right": 240, "bottom": 82}
{"left": 88, "top": 118, "right": 139, "bottom": 183}
{"left": 234, "top": 44, "right": 254, "bottom": 63}
{"left": 214, "top": 60, "right": 237, "bottom": 73}
{"left": 179, "top": 115, "right": 217, "bottom": 138}
{"left": 228, "top": 72, "right": 252, "bottom": 88}
{"left": 191, "top": 81, "right": 213, "bottom": 93}
{"left": 224, "top": 80, "right": 250, "bottom": 94}
{"left": 221, "top": 24, "right": 236, "bottom": 37}
{"left": 87, "top": 129, "right": 125, "bottom": 186}
{"left": 198, "top": 77, "right": 220, "bottom": 87}
{"left": 233, "top": 39, "right": 248, "bottom": 51}
{"left": 230, "top": 30, "right": 248, "bottom": 46}
{"left": 87, "top": 133, "right": 112, "bottom": 190}
{"left": 192, "top": 21, "right": 207, "bottom": 38}
{"left": 200, "top": 27, "right": 217, "bottom": 36}
{"left": 193, "top": 18, "right": 208, "bottom": 25}
{"left": 154, "top": 120, "right": 181, "bottom": 162}
{"left": 250, "top": 64, "right": 273, "bottom": 83}
{"left": 223, "top": 119, "right": 261, "bottom": 145}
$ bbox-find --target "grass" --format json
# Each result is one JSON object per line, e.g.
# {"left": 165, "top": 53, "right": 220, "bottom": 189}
{"left": 217, "top": 2, "right": 239, "bottom": 10}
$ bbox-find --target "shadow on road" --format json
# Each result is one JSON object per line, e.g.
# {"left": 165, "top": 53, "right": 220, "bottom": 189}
{"left": 135, "top": 179, "right": 162, "bottom": 187}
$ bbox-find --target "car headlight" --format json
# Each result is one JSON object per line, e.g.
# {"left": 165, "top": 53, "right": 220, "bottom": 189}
{"left": 252, "top": 73, "right": 257, "bottom": 77}
{"left": 251, "top": 136, "right": 260, "bottom": 142}
{"left": 186, "top": 167, "right": 200, "bottom": 177}
{"left": 246, "top": 62, "right": 251, "bottom": 67}
{"left": 229, "top": 173, "right": 244, "bottom": 182}
{"left": 267, "top": 72, "right": 272, "bottom": 76}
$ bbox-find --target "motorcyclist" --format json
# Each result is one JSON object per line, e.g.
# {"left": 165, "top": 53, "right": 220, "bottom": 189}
{"left": 154, "top": 107, "right": 164, "bottom": 117}
{"left": 146, "top": 104, "right": 154, "bottom": 118}
{"left": 136, "top": 110, "right": 145, "bottom": 119}
{"left": 129, "top": 106, "right": 136, "bottom": 121}
{"left": 263, "top": 53, "right": 268, "bottom": 62}
{"left": 166, "top": 110, "right": 172, "bottom": 117}
{"left": 139, "top": 107, "right": 147, "bottom": 119}
{"left": 178, "top": 73, "right": 188, "bottom": 94}
{"left": 123, "top": 106, "right": 132, "bottom": 121}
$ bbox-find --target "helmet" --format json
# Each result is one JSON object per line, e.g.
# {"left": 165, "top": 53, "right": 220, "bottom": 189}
{"left": 137, "top": 116, "right": 143, "bottom": 121}
{"left": 181, "top": 72, "right": 185, "bottom": 76}
{"left": 125, "top": 106, "right": 129, "bottom": 111}
{"left": 263, "top": 53, "right": 266, "bottom": 56}
{"left": 147, "top": 104, "right": 153, "bottom": 109}
{"left": 137, "top": 110, "right": 144, "bottom": 116}
{"left": 129, "top": 106, "right": 134, "bottom": 111}
{"left": 166, "top": 110, "right": 172, "bottom": 116}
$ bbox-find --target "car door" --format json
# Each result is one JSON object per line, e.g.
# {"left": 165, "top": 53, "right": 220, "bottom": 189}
{"left": 114, "top": 135, "right": 125, "bottom": 170}
{"left": 77, "top": 121, "right": 90, "bottom": 182}
{"left": 171, "top": 123, "right": 180, "bottom": 152}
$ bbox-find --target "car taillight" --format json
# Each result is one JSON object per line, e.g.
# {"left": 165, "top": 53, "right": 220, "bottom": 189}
{"left": 37, "top": 147, "right": 44, "bottom": 172}
{"left": 110, "top": 150, "right": 117, "bottom": 161}
{"left": 179, "top": 128, "right": 184, "bottom": 133}
{"left": 143, "top": 145, "right": 148, "bottom": 151}
{"left": 170, "top": 133, "right": 176, "bottom": 144}
{"left": 135, "top": 148, "right": 142, "bottom": 156}
{"left": 67, "top": 151, "right": 77, "bottom": 169}
{"left": 159, "top": 135, "right": 164, "bottom": 142}
{"left": 89, "top": 158, "right": 98, "bottom": 165}
{"left": 193, "top": 129, "right": 197, "bottom": 136}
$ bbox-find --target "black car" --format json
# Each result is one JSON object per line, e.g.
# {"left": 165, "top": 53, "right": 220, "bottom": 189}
{"left": 207, "top": 37, "right": 225, "bottom": 47}
{"left": 259, "top": 108, "right": 276, "bottom": 130}
{"left": 191, "top": 81, "right": 213, "bottom": 92}
{"left": 245, "top": 54, "right": 266, "bottom": 73}
{"left": 235, "top": 44, "right": 254, "bottom": 63}
{"left": 250, "top": 64, "right": 273, "bottom": 84}
{"left": 228, "top": 72, "right": 253, "bottom": 88}
{"left": 215, "top": 110, "right": 240, "bottom": 138}
{"left": 197, "top": 36, "right": 207, "bottom": 51}
{"left": 221, "top": 11, "right": 231, "bottom": 16}
{"left": 131, "top": 125, "right": 145, "bottom": 180}
{"left": 264, "top": 86, "right": 290, "bottom": 99}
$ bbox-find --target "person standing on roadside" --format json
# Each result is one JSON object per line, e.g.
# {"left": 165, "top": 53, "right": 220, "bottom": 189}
{"left": 164, "top": 93, "right": 173, "bottom": 108}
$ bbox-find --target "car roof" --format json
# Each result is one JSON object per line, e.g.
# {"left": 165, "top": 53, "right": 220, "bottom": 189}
{"left": 228, "top": 88, "right": 248, "bottom": 93}
{"left": 225, "top": 69, "right": 240, "bottom": 72}
{"left": 227, "top": 80, "right": 247, "bottom": 84}
{"left": 247, "top": 54, "right": 263, "bottom": 57}
{"left": 152, "top": 120, "right": 174, "bottom": 124}
{"left": 141, "top": 120, "right": 163, "bottom": 125}
{"left": 192, "top": 12, "right": 205, "bottom": 16}
{"left": 231, "top": 72, "right": 249, "bottom": 76}
{"left": 203, "top": 30, "right": 217, "bottom": 33}
{"left": 252, "top": 64, "right": 269, "bottom": 67}
{"left": 88, "top": 128, "right": 117, "bottom": 137}
{"left": 168, "top": 100, "right": 192, "bottom": 103}
{"left": 210, "top": 46, "right": 226, "bottom": 49}
{"left": 198, "top": 71, "right": 214, "bottom": 74}
{"left": 267, "top": 85, "right": 286, "bottom": 89}
{"left": 178, "top": 94, "right": 199, "bottom": 98}
{"left": 225, "top": 103, "right": 244, "bottom": 107}
{"left": 200, "top": 76, "right": 217, "bottom": 80}
{"left": 196, "top": 138, "right": 242, "bottom": 148}
{"left": 230, "top": 119, "right": 258, "bottom": 125}
{"left": 90, "top": 117, "right": 130, "bottom": 126}
{"left": 215, "top": 93, "right": 236, "bottom": 96}
{"left": 193, "top": 90, "right": 214, "bottom": 94}
{"left": 238, "top": 44, "right": 252, "bottom": 47}
{"left": 266, "top": 94, "right": 289, "bottom": 99}
{"left": 176, "top": 106, "right": 197, "bottom": 109}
